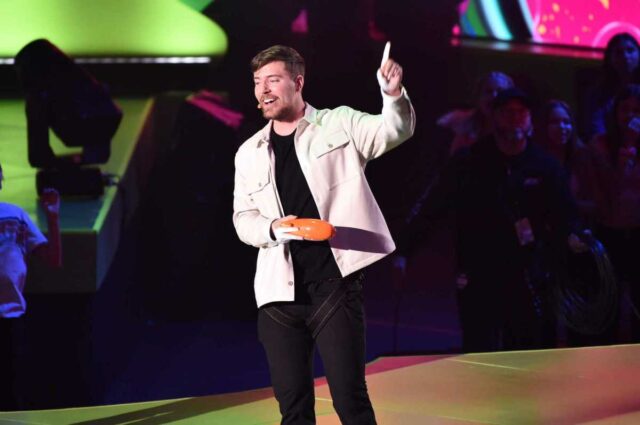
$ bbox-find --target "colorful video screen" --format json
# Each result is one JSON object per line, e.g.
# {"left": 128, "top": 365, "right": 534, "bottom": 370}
{"left": 456, "top": 0, "right": 640, "bottom": 49}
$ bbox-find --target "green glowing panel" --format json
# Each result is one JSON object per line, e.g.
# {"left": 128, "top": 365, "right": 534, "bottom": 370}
{"left": 0, "top": 0, "right": 227, "bottom": 57}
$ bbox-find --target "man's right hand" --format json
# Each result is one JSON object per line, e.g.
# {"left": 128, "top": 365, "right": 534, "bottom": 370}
{"left": 271, "top": 215, "right": 303, "bottom": 244}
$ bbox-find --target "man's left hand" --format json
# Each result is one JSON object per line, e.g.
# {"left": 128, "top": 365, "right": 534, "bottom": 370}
{"left": 376, "top": 42, "right": 403, "bottom": 96}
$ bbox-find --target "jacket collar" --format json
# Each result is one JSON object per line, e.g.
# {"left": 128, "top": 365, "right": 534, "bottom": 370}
{"left": 255, "top": 103, "right": 317, "bottom": 148}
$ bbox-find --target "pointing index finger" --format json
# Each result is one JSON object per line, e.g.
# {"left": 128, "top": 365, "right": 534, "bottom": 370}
{"left": 381, "top": 41, "right": 390, "bottom": 67}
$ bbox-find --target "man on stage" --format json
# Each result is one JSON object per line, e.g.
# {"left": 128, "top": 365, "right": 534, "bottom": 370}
{"left": 232, "top": 44, "right": 415, "bottom": 424}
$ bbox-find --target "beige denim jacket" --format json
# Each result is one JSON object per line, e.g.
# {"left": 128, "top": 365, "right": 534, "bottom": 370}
{"left": 233, "top": 88, "right": 416, "bottom": 307}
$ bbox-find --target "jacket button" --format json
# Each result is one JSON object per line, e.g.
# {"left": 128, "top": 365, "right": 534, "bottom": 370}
{"left": 258, "top": 182, "right": 262, "bottom": 187}
{"left": 327, "top": 143, "right": 333, "bottom": 148}
{"left": 288, "top": 281, "right": 294, "bottom": 286}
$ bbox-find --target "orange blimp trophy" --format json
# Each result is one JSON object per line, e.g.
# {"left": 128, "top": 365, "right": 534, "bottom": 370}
{"left": 281, "top": 218, "right": 336, "bottom": 241}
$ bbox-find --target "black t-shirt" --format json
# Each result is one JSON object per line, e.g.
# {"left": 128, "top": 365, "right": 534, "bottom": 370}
{"left": 270, "top": 125, "right": 341, "bottom": 284}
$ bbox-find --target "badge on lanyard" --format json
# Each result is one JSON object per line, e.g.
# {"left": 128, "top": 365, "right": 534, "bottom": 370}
{"left": 514, "top": 217, "right": 535, "bottom": 246}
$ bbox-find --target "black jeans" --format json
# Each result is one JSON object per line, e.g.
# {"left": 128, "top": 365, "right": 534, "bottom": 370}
{"left": 258, "top": 273, "right": 376, "bottom": 425}
{"left": 0, "top": 317, "right": 24, "bottom": 411}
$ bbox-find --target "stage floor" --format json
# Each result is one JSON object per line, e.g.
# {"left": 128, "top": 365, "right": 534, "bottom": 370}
{"left": 2, "top": 344, "right": 639, "bottom": 424}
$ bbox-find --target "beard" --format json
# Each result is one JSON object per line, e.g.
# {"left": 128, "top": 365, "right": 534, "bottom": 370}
{"left": 262, "top": 102, "right": 297, "bottom": 122}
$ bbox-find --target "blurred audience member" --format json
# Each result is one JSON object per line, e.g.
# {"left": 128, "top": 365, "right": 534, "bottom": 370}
{"left": 438, "top": 71, "right": 514, "bottom": 155}
{"left": 0, "top": 162, "right": 62, "bottom": 410}
{"left": 535, "top": 100, "right": 599, "bottom": 224}
{"left": 581, "top": 33, "right": 640, "bottom": 140}
{"left": 397, "top": 89, "right": 586, "bottom": 352}
{"left": 589, "top": 84, "right": 640, "bottom": 343}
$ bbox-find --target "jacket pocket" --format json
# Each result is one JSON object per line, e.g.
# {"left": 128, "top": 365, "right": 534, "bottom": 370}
{"left": 311, "top": 130, "right": 362, "bottom": 190}
{"left": 311, "top": 130, "right": 351, "bottom": 158}
{"left": 246, "top": 170, "right": 272, "bottom": 209}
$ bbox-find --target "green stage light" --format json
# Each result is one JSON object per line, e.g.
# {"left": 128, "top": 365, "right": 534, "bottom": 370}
{"left": 0, "top": 0, "right": 227, "bottom": 58}
{"left": 179, "top": 0, "right": 215, "bottom": 12}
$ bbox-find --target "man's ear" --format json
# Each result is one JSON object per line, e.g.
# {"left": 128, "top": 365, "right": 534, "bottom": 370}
{"left": 295, "top": 75, "right": 304, "bottom": 92}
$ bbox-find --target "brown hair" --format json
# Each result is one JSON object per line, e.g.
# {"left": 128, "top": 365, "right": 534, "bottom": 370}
{"left": 251, "top": 45, "right": 305, "bottom": 78}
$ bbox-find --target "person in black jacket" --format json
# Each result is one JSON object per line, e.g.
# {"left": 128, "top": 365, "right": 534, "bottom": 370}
{"left": 397, "top": 88, "right": 587, "bottom": 352}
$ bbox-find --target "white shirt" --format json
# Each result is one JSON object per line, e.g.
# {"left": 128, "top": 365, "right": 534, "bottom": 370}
{"left": 0, "top": 202, "right": 47, "bottom": 318}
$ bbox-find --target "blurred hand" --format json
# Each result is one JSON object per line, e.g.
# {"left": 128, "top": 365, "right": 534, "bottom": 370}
{"left": 628, "top": 116, "right": 640, "bottom": 134}
{"left": 623, "top": 116, "right": 640, "bottom": 147}
{"left": 456, "top": 273, "right": 469, "bottom": 290}
{"left": 39, "top": 188, "right": 60, "bottom": 216}
{"left": 376, "top": 42, "right": 403, "bottom": 96}
{"left": 618, "top": 146, "right": 637, "bottom": 169}
{"left": 271, "top": 215, "right": 303, "bottom": 244}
